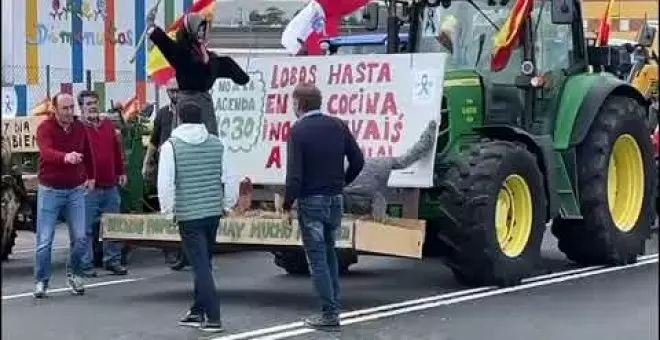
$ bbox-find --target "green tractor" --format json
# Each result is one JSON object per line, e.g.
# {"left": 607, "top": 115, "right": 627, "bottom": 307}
{"left": 275, "top": 0, "right": 657, "bottom": 287}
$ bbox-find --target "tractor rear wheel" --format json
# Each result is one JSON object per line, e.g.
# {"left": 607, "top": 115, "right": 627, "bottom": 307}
{"left": 1, "top": 185, "right": 21, "bottom": 261}
{"left": 552, "top": 96, "right": 656, "bottom": 265}
{"left": 434, "top": 140, "right": 547, "bottom": 287}
{"left": 273, "top": 249, "right": 358, "bottom": 275}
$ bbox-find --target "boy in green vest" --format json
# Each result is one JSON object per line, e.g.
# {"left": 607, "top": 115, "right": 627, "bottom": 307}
{"left": 157, "top": 102, "right": 225, "bottom": 333}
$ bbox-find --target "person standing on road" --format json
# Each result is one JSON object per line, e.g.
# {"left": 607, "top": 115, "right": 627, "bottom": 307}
{"left": 283, "top": 83, "right": 365, "bottom": 330}
{"left": 145, "top": 10, "right": 250, "bottom": 136}
{"left": 157, "top": 102, "right": 226, "bottom": 333}
{"left": 77, "top": 90, "right": 128, "bottom": 276}
{"left": 142, "top": 79, "right": 190, "bottom": 271}
{"left": 34, "top": 93, "right": 95, "bottom": 298}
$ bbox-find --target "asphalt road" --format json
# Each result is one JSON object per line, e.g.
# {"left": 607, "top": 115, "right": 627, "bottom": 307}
{"left": 2, "top": 228, "right": 658, "bottom": 340}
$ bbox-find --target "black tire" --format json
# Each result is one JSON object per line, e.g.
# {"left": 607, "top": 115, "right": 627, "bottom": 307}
{"left": 433, "top": 140, "right": 547, "bottom": 287}
{"left": 1, "top": 186, "right": 20, "bottom": 261}
{"left": 273, "top": 249, "right": 358, "bottom": 275}
{"left": 552, "top": 96, "right": 657, "bottom": 265}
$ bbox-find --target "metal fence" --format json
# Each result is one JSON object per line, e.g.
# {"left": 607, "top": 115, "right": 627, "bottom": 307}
{"left": 2, "top": 65, "right": 162, "bottom": 115}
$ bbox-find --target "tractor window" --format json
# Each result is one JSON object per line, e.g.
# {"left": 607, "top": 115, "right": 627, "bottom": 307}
{"left": 416, "top": 1, "right": 523, "bottom": 84}
{"left": 532, "top": 3, "right": 574, "bottom": 73}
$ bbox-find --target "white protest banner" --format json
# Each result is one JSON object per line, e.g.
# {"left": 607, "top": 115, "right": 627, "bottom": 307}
{"left": 2, "top": 116, "right": 45, "bottom": 153}
{"left": 212, "top": 53, "right": 448, "bottom": 188}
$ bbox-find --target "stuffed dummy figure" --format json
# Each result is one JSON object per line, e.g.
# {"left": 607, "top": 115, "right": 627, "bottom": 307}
{"left": 343, "top": 120, "right": 438, "bottom": 220}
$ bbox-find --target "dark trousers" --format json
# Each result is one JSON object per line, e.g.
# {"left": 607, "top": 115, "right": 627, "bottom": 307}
{"left": 298, "top": 194, "right": 343, "bottom": 317}
{"left": 178, "top": 216, "right": 221, "bottom": 321}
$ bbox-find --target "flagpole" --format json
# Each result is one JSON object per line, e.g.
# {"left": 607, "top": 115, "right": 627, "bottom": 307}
{"left": 130, "top": 0, "right": 163, "bottom": 64}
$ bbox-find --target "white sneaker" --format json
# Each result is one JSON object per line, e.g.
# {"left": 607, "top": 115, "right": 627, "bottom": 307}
{"left": 67, "top": 275, "right": 85, "bottom": 295}
{"left": 33, "top": 282, "right": 47, "bottom": 299}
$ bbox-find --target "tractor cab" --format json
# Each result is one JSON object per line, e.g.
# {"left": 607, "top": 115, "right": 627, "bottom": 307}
{"left": 320, "top": 33, "right": 410, "bottom": 55}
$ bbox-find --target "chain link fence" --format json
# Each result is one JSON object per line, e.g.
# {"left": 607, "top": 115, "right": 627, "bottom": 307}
{"left": 2, "top": 65, "right": 162, "bottom": 116}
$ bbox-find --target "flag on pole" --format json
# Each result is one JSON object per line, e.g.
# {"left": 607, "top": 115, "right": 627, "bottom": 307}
{"left": 596, "top": 0, "right": 615, "bottom": 47}
{"left": 281, "top": 0, "right": 369, "bottom": 56}
{"left": 490, "top": 0, "right": 533, "bottom": 71}
{"left": 147, "top": 0, "right": 217, "bottom": 86}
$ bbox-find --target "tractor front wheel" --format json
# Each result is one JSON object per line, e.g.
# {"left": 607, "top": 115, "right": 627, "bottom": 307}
{"left": 435, "top": 140, "right": 547, "bottom": 287}
{"left": 552, "top": 95, "right": 656, "bottom": 265}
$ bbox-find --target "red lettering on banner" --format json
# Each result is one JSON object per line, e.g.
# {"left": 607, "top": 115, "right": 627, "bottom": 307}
{"left": 360, "top": 145, "right": 393, "bottom": 157}
{"left": 327, "top": 90, "right": 399, "bottom": 116}
{"left": 327, "top": 62, "right": 392, "bottom": 85}
{"left": 264, "top": 120, "right": 291, "bottom": 142}
{"left": 341, "top": 116, "right": 403, "bottom": 143}
{"left": 265, "top": 145, "right": 282, "bottom": 168}
{"left": 270, "top": 65, "right": 318, "bottom": 89}
{"left": 266, "top": 93, "right": 288, "bottom": 114}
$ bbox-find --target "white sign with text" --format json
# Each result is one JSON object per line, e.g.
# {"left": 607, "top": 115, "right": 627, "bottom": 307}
{"left": 212, "top": 53, "right": 448, "bottom": 188}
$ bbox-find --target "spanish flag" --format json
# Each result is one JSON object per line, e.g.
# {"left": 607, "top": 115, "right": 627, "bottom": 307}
{"left": 596, "top": 0, "right": 615, "bottom": 47}
{"left": 490, "top": 0, "right": 533, "bottom": 72}
{"left": 147, "top": 0, "right": 217, "bottom": 86}
{"left": 29, "top": 98, "right": 55, "bottom": 116}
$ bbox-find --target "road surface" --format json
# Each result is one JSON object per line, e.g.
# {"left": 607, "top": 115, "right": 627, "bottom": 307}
{"left": 2, "top": 228, "right": 657, "bottom": 340}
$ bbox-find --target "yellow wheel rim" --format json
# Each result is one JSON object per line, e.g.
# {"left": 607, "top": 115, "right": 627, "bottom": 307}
{"left": 495, "top": 174, "right": 533, "bottom": 258}
{"left": 607, "top": 134, "right": 645, "bottom": 232}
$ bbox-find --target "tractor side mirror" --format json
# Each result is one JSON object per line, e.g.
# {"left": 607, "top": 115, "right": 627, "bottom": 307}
{"left": 551, "top": 0, "right": 574, "bottom": 24}
{"left": 363, "top": 2, "right": 380, "bottom": 31}
{"left": 636, "top": 24, "right": 656, "bottom": 48}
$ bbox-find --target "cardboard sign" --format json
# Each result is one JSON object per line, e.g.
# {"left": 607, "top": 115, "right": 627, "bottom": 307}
{"left": 212, "top": 53, "right": 448, "bottom": 188}
{"left": 101, "top": 213, "right": 354, "bottom": 248}
{"left": 1, "top": 116, "right": 44, "bottom": 153}
{"left": 101, "top": 213, "right": 427, "bottom": 259}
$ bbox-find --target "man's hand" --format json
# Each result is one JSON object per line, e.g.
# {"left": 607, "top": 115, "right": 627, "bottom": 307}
{"left": 64, "top": 152, "right": 83, "bottom": 164}
{"left": 118, "top": 175, "right": 128, "bottom": 187}
{"left": 85, "top": 179, "right": 95, "bottom": 190}
{"left": 223, "top": 207, "right": 236, "bottom": 217}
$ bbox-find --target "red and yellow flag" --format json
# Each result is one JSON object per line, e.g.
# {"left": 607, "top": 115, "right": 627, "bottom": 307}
{"left": 596, "top": 0, "right": 615, "bottom": 47}
{"left": 490, "top": 0, "right": 533, "bottom": 72}
{"left": 29, "top": 98, "right": 55, "bottom": 116}
{"left": 147, "top": 0, "right": 217, "bottom": 86}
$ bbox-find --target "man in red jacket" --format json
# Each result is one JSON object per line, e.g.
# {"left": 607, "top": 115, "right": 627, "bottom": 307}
{"left": 34, "top": 93, "right": 95, "bottom": 298}
{"left": 77, "top": 90, "right": 128, "bottom": 276}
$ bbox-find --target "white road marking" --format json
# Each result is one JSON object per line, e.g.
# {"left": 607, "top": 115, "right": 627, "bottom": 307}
{"left": 12, "top": 246, "right": 69, "bottom": 254}
{"left": 213, "top": 253, "right": 658, "bottom": 340}
{"left": 1, "top": 278, "right": 145, "bottom": 301}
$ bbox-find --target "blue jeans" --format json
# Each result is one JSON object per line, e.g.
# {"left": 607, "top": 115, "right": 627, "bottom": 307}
{"left": 35, "top": 185, "right": 87, "bottom": 284}
{"left": 179, "top": 216, "right": 221, "bottom": 321}
{"left": 298, "top": 194, "right": 343, "bottom": 318}
{"left": 82, "top": 187, "right": 123, "bottom": 269}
